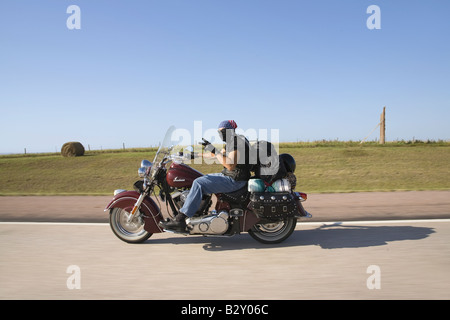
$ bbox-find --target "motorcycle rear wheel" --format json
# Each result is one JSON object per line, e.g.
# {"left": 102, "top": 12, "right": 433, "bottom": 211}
{"left": 109, "top": 207, "right": 152, "bottom": 243}
{"left": 248, "top": 217, "right": 297, "bottom": 244}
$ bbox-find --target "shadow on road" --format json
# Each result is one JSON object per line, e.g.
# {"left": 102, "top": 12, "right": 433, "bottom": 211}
{"left": 288, "top": 223, "right": 435, "bottom": 250}
{"left": 146, "top": 223, "right": 435, "bottom": 251}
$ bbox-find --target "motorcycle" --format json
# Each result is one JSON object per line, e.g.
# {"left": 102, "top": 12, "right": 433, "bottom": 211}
{"left": 105, "top": 126, "right": 311, "bottom": 244}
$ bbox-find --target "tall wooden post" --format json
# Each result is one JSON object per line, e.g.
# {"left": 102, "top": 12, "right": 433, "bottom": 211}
{"left": 380, "top": 106, "right": 386, "bottom": 144}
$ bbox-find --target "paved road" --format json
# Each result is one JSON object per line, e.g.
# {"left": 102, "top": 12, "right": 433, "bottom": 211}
{"left": 1, "top": 219, "right": 449, "bottom": 299}
{"left": 0, "top": 191, "right": 449, "bottom": 300}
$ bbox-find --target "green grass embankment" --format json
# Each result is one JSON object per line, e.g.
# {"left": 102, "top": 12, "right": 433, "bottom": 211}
{"left": 0, "top": 141, "right": 449, "bottom": 195}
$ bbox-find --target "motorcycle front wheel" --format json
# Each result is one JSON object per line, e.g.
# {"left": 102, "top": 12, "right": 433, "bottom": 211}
{"left": 109, "top": 207, "right": 152, "bottom": 243}
{"left": 248, "top": 217, "right": 297, "bottom": 244}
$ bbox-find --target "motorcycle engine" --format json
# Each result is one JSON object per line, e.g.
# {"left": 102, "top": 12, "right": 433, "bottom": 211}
{"left": 173, "top": 190, "right": 207, "bottom": 212}
{"left": 172, "top": 190, "right": 190, "bottom": 209}
{"left": 187, "top": 211, "right": 229, "bottom": 235}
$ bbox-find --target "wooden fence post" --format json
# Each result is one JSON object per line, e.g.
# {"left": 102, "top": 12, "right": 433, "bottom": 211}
{"left": 380, "top": 106, "right": 386, "bottom": 144}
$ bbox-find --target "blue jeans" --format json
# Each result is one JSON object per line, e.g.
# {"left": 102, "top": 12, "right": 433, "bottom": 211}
{"left": 179, "top": 173, "right": 247, "bottom": 217}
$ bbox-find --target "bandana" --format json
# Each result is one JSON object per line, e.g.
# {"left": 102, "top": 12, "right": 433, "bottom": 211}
{"left": 218, "top": 120, "right": 237, "bottom": 129}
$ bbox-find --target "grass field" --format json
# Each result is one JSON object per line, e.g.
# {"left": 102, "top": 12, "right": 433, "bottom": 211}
{"left": 0, "top": 141, "right": 449, "bottom": 195}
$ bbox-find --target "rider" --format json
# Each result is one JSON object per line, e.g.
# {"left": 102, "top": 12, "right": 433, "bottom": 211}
{"left": 160, "top": 120, "right": 251, "bottom": 231}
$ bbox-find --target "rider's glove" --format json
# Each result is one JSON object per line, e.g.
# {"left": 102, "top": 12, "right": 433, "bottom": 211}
{"left": 200, "top": 138, "right": 217, "bottom": 154}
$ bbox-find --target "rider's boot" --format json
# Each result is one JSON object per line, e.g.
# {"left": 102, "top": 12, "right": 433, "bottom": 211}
{"left": 160, "top": 212, "right": 187, "bottom": 232}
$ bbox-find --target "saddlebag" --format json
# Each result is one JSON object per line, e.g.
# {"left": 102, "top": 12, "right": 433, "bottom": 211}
{"left": 249, "top": 192, "right": 297, "bottom": 219}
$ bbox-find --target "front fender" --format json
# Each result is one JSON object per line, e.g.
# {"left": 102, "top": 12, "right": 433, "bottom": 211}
{"left": 105, "top": 190, "right": 163, "bottom": 233}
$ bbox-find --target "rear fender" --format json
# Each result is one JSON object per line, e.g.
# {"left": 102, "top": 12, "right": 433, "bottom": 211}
{"left": 240, "top": 210, "right": 260, "bottom": 231}
{"left": 105, "top": 190, "right": 163, "bottom": 233}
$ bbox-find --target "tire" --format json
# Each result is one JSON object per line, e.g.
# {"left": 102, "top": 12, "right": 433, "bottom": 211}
{"left": 109, "top": 207, "right": 152, "bottom": 243}
{"left": 248, "top": 217, "right": 297, "bottom": 244}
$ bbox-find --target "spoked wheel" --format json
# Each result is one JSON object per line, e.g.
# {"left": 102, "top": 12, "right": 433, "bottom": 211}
{"left": 109, "top": 207, "right": 152, "bottom": 243}
{"left": 248, "top": 217, "right": 297, "bottom": 244}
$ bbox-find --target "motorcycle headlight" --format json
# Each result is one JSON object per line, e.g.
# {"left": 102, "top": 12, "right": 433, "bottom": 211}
{"left": 138, "top": 159, "right": 152, "bottom": 177}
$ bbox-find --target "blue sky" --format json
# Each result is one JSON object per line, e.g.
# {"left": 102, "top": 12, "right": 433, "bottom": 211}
{"left": 1, "top": 0, "right": 449, "bottom": 153}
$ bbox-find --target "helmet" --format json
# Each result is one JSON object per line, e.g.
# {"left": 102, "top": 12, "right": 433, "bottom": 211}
{"left": 279, "top": 154, "right": 296, "bottom": 172}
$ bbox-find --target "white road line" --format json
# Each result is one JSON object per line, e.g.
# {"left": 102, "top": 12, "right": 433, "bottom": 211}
{"left": 0, "top": 221, "right": 109, "bottom": 226}
{"left": 0, "top": 219, "right": 449, "bottom": 226}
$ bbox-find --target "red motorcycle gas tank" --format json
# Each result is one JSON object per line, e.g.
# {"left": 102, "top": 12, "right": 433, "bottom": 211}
{"left": 166, "top": 162, "right": 203, "bottom": 188}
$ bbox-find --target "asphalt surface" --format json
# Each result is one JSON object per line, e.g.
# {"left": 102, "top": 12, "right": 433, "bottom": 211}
{"left": 0, "top": 191, "right": 449, "bottom": 300}
{"left": 1, "top": 219, "right": 449, "bottom": 300}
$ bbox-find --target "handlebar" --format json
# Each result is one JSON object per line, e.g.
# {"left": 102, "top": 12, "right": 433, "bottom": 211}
{"left": 172, "top": 151, "right": 199, "bottom": 161}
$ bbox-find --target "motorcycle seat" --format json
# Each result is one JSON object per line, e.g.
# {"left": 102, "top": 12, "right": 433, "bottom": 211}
{"left": 221, "top": 183, "right": 249, "bottom": 204}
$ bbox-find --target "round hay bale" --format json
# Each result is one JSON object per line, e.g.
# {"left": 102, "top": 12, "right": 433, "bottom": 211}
{"left": 61, "top": 142, "right": 85, "bottom": 157}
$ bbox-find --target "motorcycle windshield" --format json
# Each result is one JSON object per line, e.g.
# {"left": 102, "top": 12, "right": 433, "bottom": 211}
{"left": 150, "top": 125, "right": 177, "bottom": 175}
